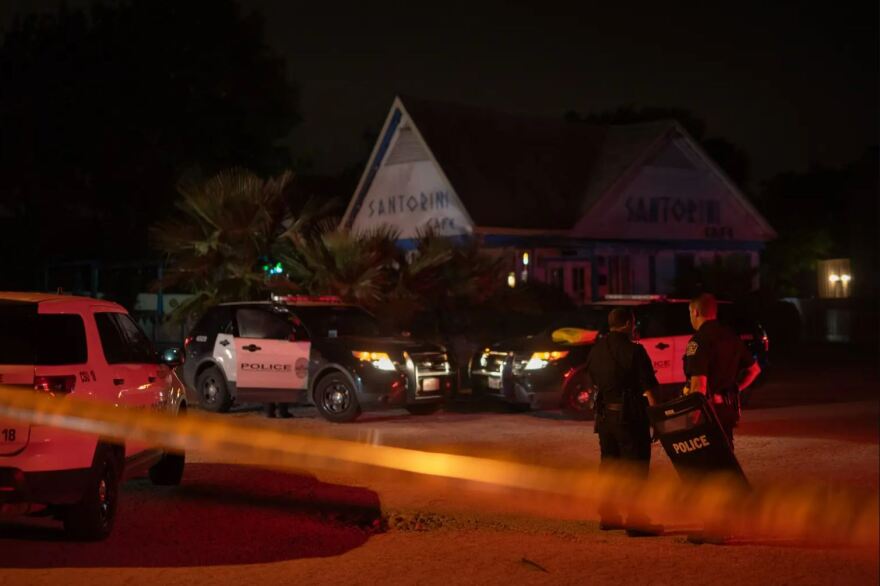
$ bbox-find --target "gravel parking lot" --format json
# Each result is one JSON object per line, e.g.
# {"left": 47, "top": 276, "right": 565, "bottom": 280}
{"left": 1, "top": 344, "right": 877, "bottom": 585}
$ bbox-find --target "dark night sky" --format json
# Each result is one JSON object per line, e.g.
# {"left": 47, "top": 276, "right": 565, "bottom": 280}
{"left": 3, "top": 0, "right": 878, "bottom": 185}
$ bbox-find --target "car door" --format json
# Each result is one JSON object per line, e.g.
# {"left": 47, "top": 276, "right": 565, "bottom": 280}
{"left": 635, "top": 306, "right": 676, "bottom": 385}
{"left": 93, "top": 312, "right": 158, "bottom": 456}
{"left": 234, "top": 308, "right": 310, "bottom": 392}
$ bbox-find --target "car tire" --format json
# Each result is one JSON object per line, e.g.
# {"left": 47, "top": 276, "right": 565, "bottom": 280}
{"left": 405, "top": 403, "right": 441, "bottom": 416}
{"left": 562, "top": 372, "right": 594, "bottom": 421}
{"left": 196, "top": 366, "right": 232, "bottom": 413}
{"left": 314, "top": 372, "right": 361, "bottom": 423}
{"left": 63, "top": 449, "right": 120, "bottom": 541}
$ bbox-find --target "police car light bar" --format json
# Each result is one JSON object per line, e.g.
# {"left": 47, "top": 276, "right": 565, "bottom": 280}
{"left": 603, "top": 294, "right": 667, "bottom": 301}
{"left": 271, "top": 294, "right": 344, "bottom": 305}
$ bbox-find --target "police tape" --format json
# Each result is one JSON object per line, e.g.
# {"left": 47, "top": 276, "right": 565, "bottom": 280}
{"left": 0, "top": 385, "right": 876, "bottom": 549}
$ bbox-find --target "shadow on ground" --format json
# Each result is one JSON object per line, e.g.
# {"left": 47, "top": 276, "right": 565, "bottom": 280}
{"left": 0, "top": 463, "right": 382, "bottom": 568}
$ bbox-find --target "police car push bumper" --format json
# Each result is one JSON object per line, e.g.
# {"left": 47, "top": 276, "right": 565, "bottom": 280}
{"left": 471, "top": 351, "right": 567, "bottom": 409}
{"left": 351, "top": 350, "right": 454, "bottom": 408}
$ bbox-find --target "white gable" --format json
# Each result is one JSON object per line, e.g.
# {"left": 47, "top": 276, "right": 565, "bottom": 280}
{"left": 572, "top": 133, "right": 775, "bottom": 242}
{"left": 342, "top": 102, "right": 473, "bottom": 240}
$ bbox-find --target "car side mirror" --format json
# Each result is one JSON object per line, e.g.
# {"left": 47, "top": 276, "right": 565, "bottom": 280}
{"left": 159, "top": 347, "right": 184, "bottom": 368}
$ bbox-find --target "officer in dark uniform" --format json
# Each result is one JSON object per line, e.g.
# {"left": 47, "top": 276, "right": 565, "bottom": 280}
{"left": 264, "top": 402, "right": 292, "bottom": 419}
{"left": 683, "top": 293, "right": 761, "bottom": 449}
{"left": 586, "top": 307, "right": 661, "bottom": 537}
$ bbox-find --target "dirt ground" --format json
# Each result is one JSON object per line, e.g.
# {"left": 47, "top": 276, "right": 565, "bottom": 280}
{"left": 0, "top": 344, "right": 877, "bottom": 585}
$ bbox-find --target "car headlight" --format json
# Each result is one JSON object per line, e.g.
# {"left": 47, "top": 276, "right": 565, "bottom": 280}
{"left": 352, "top": 351, "right": 396, "bottom": 371}
{"left": 479, "top": 348, "right": 490, "bottom": 368}
{"left": 524, "top": 350, "right": 569, "bottom": 370}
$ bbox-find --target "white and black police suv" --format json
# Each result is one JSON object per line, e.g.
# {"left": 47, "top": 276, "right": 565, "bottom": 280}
{"left": 181, "top": 296, "right": 456, "bottom": 422}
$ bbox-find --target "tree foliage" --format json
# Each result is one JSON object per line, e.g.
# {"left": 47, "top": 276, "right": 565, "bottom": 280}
{"left": 150, "top": 168, "right": 303, "bottom": 319}
{"left": 152, "top": 169, "right": 509, "bottom": 326}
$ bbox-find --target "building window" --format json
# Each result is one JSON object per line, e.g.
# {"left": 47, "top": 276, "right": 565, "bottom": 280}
{"left": 550, "top": 267, "right": 564, "bottom": 290}
{"left": 571, "top": 267, "right": 585, "bottom": 301}
{"left": 608, "top": 255, "right": 632, "bottom": 294}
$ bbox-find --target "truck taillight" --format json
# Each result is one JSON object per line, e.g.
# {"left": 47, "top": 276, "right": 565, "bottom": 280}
{"left": 183, "top": 336, "right": 193, "bottom": 349}
{"left": 762, "top": 335, "right": 769, "bottom": 353}
{"left": 34, "top": 375, "right": 76, "bottom": 395}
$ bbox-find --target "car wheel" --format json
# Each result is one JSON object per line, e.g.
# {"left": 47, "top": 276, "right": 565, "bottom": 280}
{"left": 562, "top": 373, "right": 594, "bottom": 420}
{"left": 196, "top": 366, "right": 232, "bottom": 413}
{"left": 405, "top": 403, "right": 441, "bottom": 416}
{"left": 64, "top": 449, "right": 120, "bottom": 541}
{"left": 314, "top": 372, "right": 361, "bottom": 423}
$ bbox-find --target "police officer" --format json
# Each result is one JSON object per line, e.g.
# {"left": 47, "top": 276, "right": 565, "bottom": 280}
{"left": 586, "top": 307, "right": 661, "bottom": 537}
{"left": 683, "top": 293, "right": 761, "bottom": 449}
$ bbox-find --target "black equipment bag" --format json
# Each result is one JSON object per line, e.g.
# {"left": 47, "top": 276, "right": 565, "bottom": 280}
{"left": 648, "top": 393, "right": 748, "bottom": 486}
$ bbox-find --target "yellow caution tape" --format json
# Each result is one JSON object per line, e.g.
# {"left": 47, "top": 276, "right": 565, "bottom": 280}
{"left": 0, "top": 385, "right": 876, "bottom": 549}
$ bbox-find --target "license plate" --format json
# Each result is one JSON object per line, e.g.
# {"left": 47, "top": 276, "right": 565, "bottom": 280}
{"left": 488, "top": 377, "right": 502, "bottom": 389}
{"left": 421, "top": 378, "right": 440, "bottom": 392}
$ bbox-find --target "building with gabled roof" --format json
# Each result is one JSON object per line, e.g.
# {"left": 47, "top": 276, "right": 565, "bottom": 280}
{"left": 341, "top": 95, "right": 776, "bottom": 302}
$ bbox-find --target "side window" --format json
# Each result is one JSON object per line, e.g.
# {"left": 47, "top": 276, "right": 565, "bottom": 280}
{"left": 113, "top": 313, "right": 157, "bottom": 363}
{"left": 288, "top": 313, "right": 310, "bottom": 342}
{"left": 194, "top": 307, "right": 235, "bottom": 336}
{"left": 666, "top": 305, "right": 695, "bottom": 336}
{"left": 637, "top": 307, "right": 666, "bottom": 338}
{"left": 236, "top": 308, "right": 291, "bottom": 340}
{"left": 95, "top": 313, "right": 131, "bottom": 364}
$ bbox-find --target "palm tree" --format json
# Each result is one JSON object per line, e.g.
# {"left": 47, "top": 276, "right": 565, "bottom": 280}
{"left": 278, "top": 221, "right": 400, "bottom": 309}
{"left": 150, "top": 168, "right": 299, "bottom": 319}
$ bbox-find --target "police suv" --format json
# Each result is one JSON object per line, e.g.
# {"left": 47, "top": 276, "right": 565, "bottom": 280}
{"left": 182, "top": 296, "right": 456, "bottom": 422}
{"left": 0, "top": 293, "right": 187, "bottom": 540}
{"left": 469, "top": 294, "right": 768, "bottom": 416}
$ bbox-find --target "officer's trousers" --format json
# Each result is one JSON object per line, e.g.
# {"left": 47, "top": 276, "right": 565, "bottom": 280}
{"left": 713, "top": 403, "right": 738, "bottom": 450}
{"left": 597, "top": 414, "right": 651, "bottom": 522}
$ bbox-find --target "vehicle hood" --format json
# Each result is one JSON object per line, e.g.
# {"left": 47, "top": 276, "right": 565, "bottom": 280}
{"left": 486, "top": 334, "right": 574, "bottom": 354}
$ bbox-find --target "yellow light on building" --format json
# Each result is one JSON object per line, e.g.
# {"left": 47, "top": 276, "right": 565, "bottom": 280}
{"left": 829, "top": 274, "right": 840, "bottom": 283}
{"left": 507, "top": 272, "right": 516, "bottom": 288}
{"left": 522, "top": 252, "right": 529, "bottom": 266}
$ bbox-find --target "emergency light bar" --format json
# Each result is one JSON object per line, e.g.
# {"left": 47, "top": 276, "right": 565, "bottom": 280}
{"left": 271, "top": 294, "right": 344, "bottom": 305}
{"left": 603, "top": 294, "right": 667, "bottom": 301}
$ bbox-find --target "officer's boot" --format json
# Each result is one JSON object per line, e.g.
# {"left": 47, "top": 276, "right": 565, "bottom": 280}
{"left": 624, "top": 510, "right": 664, "bottom": 537}
{"left": 276, "top": 403, "right": 293, "bottom": 419}
{"left": 598, "top": 501, "right": 624, "bottom": 531}
{"left": 264, "top": 403, "right": 277, "bottom": 418}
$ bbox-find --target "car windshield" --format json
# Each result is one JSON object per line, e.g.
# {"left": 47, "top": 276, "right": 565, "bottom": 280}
{"left": 292, "top": 306, "right": 386, "bottom": 338}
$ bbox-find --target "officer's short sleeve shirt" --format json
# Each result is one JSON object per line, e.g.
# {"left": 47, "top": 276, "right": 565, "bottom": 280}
{"left": 685, "top": 320, "right": 755, "bottom": 394}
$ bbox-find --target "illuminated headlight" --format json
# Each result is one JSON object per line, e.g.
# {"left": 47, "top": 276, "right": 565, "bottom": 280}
{"left": 352, "top": 351, "right": 396, "bottom": 371}
{"left": 524, "top": 351, "right": 570, "bottom": 370}
{"left": 479, "top": 348, "right": 490, "bottom": 368}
